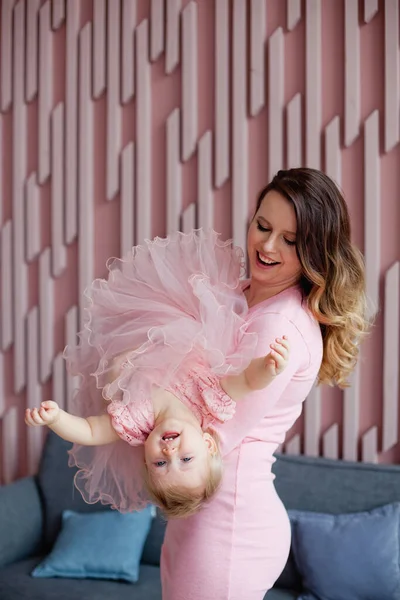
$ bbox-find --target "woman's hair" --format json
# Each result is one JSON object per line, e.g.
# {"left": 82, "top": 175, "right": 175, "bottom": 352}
{"left": 255, "top": 168, "right": 370, "bottom": 388}
{"left": 142, "top": 429, "right": 223, "bottom": 519}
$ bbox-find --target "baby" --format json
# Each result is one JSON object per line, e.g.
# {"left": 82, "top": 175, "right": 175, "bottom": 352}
{"left": 25, "top": 336, "right": 289, "bottom": 518}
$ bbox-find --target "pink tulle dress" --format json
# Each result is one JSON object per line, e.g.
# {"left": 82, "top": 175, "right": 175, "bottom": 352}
{"left": 65, "top": 230, "right": 258, "bottom": 512}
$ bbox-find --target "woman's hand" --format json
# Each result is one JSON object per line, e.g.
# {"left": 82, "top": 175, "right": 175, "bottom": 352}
{"left": 25, "top": 401, "right": 60, "bottom": 427}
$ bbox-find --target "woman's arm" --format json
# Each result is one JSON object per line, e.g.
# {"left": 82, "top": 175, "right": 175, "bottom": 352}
{"left": 217, "top": 313, "right": 318, "bottom": 455}
{"left": 25, "top": 401, "right": 120, "bottom": 446}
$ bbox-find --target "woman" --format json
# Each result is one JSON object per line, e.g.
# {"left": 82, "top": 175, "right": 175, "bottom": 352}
{"left": 161, "top": 168, "right": 369, "bottom": 599}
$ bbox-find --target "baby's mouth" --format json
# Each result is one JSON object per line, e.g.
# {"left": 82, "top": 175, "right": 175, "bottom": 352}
{"left": 162, "top": 432, "right": 180, "bottom": 442}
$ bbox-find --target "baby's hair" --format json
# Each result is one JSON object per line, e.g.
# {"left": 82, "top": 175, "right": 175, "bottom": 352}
{"left": 142, "top": 429, "right": 223, "bottom": 519}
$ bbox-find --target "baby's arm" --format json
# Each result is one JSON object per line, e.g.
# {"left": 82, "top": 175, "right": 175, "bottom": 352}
{"left": 25, "top": 401, "right": 120, "bottom": 446}
{"left": 220, "top": 336, "right": 290, "bottom": 401}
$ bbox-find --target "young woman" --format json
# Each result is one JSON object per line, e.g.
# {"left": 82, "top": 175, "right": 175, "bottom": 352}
{"left": 161, "top": 168, "right": 369, "bottom": 599}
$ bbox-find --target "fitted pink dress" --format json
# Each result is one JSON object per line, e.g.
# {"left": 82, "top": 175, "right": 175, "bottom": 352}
{"left": 161, "top": 285, "right": 323, "bottom": 599}
{"left": 65, "top": 230, "right": 258, "bottom": 511}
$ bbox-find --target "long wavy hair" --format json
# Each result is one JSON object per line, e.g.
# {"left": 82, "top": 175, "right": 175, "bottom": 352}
{"left": 254, "top": 168, "right": 370, "bottom": 388}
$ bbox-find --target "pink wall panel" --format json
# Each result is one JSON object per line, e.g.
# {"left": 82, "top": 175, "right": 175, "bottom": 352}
{"left": 121, "top": 0, "right": 136, "bottom": 104}
{"left": 268, "top": 27, "right": 284, "bottom": 179}
{"left": 135, "top": 19, "right": 151, "bottom": 243}
{"left": 26, "top": 0, "right": 40, "bottom": 102}
{"left": 1, "top": 1, "right": 400, "bottom": 483}
{"left": 181, "top": 2, "right": 198, "bottom": 161}
{"left": 38, "top": 1, "right": 53, "bottom": 185}
{"left": 305, "top": 0, "right": 321, "bottom": 169}
{"left": 52, "top": 0, "right": 65, "bottom": 30}
{"left": 250, "top": 0, "right": 266, "bottom": 117}
{"left": 232, "top": 0, "right": 248, "bottom": 251}
{"left": 106, "top": 0, "right": 121, "bottom": 201}
{"left": 150, "top": 0, "right": 164, "bottom": 62}
{"left": 166, "top": 108, "right": 182, "bottom": 234}
{"left": 214, "top": 0, "right": 229, "bottom": 188}
{"left": 12, "top": 0, "right": 27, "bottom": 394}
{"left": 121, "top": 141, "right": 135, "bottom": 256}
{"left": 1, "top": 221, "right": 13, "bottom": 351}
{"left": 165, "top": 0, "right": 181, "bottom": 74}
{"left": 1, "top": 0, "right": 14, "bottom": 112}
{"left": 92, "top": 0, "right": 106, "bottom": 99}
{"left": 65, "top": 0, "right": 80, "bottom": 243}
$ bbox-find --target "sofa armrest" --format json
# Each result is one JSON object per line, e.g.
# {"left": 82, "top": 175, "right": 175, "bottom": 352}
{"left": 0, "top": 476, "right": 43, "bottom": 568}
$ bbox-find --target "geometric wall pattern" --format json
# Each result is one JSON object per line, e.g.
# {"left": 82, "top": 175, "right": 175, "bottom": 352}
{"left": 0, "top": 0, "right": 399, "bottom": 484}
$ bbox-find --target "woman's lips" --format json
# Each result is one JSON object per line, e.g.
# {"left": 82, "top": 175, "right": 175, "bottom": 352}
{"left": 256, "top": 251, "right": 279, "bottom": 267}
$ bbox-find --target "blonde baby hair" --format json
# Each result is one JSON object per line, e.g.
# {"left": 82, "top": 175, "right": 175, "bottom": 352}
{"left": 142, "top": 429, "right": 223, "bottom": 519}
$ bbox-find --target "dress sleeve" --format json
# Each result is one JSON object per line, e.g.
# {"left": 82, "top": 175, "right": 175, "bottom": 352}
{"left": 217, "top": 311, "right": 314, "bottom": 456}
{"left": 107, "top": 394, "right": 154, "bottom": 446}
{"left": 198, "top": 372, "right": 236, "bottom": 424}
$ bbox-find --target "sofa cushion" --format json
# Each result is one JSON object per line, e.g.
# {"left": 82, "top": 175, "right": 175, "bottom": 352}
{"left": 0, "top": 557, "right": 162, "bottom": 600}
{"left": 272, "top": 453, "right": 400, "bottom": 593}
{"left": 272, "top": 453, "right": 400, "bottom": 514}
{"left": 273, "top": 549, "right": 302, "bottom": 591}
{"left": 141, "top": 510, "right": 167, "bottom": 566}
{"left": 37, "top": 431, "right": 111, "bottom": 549}
{"left": 0, "top": 476, "right": 43, "bottom": 568}
{"left": 264, "top": 589, "right": 298, "bottom": 600}
{"left": 290, "top": 503, "right": 400, "bottom": 600}
{"left": 32, "top": 508, "right": 153, "bottom": 583}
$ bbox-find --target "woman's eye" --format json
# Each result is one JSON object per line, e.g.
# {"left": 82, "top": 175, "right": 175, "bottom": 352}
{"left": 284, "top": 238, "right": 296, "bottom": 246}
{"left": 155, "top": 461, "right": 166, "bottom": 467}
{"left": 181, "top": 457, "right": 193, "bottom": 463}
{"left": 256, "top": 222, "right": 269, "bottom": 232}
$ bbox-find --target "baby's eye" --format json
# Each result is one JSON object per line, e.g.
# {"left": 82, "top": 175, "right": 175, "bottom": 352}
{"left": 181, "top": 457, "right": 193, "bottom": 463}
{"left": 155, "top": 461, "right": 166, "bottom": 467}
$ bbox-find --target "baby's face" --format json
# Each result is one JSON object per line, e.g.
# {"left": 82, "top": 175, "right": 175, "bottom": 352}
{"left": 144, "top": 420, "right": 215, "bottom": 491}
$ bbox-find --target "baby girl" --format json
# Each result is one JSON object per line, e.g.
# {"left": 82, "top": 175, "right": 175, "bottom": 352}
{"left": 25, "top": 229, "right": 290, "bottom": 518}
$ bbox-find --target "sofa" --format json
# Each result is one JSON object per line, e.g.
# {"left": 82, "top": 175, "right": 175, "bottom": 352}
{"left": 1, "top": 430, "right": 400, "bottom": 600}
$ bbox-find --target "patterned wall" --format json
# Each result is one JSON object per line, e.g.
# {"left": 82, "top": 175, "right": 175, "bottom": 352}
{"left": 0, "top": 0, "right": 399, "bottom": 484}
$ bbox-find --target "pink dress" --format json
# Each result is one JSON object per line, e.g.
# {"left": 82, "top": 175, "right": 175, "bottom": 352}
{"left": 65, "top": 230, "right": 258, "bottom": 512}
{"left": 108, "top": 365, "right": 238, "bottom": 447}
{"left": 161, "top": 286, "right": 323, "bottom": 599}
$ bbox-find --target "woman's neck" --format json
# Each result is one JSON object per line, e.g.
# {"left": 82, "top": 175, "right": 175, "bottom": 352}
{"left": 244, "top": 281, "right": 296, "bottom": 308}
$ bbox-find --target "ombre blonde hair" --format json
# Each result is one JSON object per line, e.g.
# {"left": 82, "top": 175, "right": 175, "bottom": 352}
{"left": 142, "top": 429, "right": 223, "bottom": 519}
{"left": 255, "top": 168, "right": 370, "bottom": 388}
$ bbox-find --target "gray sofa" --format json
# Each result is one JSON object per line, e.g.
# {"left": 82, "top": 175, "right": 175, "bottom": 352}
{"left": 1, "top": 430, "right": 400, "bottom": 600}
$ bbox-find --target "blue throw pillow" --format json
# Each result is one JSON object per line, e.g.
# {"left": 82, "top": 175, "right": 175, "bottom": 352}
{"left": 32, "top": 507, "right": 153, "bottom": 583}
{"left": 289, "top": 503, "right": 400, "bottom": 600}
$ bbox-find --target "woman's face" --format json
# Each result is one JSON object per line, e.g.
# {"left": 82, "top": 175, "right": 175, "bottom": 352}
{"left": 247, "top": 190, "right": 302, "bottom": 294}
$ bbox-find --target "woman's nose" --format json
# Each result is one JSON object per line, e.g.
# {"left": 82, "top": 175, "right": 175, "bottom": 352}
{"left": 262, "top": 235, "right": 278, "bottom": 254}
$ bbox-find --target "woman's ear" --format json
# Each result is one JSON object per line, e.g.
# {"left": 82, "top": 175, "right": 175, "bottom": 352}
{"left": 203, "top": 432, "right": 218, "bottom": 456}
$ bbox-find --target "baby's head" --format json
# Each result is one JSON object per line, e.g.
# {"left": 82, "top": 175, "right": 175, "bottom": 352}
{"left": 143, "top": 419, "right": 222, "bottom": 518}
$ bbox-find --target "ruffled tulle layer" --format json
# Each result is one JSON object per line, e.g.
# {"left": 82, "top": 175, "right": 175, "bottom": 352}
{"left": 66, "top": 229, "right": 257, "bottom": 512}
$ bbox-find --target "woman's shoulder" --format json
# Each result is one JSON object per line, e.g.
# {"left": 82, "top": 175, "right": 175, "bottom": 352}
{"left": 249, "top": 286, "right": 313, "bottom": 323}
{"left": 248, "top": 286, "right": 323, "bottom": 356}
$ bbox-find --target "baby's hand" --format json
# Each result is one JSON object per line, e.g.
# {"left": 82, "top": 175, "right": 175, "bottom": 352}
{"left": 25, "top": 401, "right": 60, "bottom": 427}
{"left": 242, "top": 336, "right": 291, "bottom": 392}
{"left": 265, "top": 336, "right": 290, "bottom": 376}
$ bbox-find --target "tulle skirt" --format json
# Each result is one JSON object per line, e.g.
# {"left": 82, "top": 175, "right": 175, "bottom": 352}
{"left": 65, "top": 229, "right": 257, "bottom": 512}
